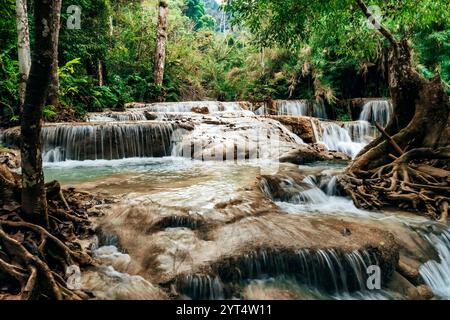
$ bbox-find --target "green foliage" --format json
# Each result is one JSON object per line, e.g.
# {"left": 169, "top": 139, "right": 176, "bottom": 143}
{"left": 1, "top": 0, "right": 448, "bottom": 124}
{"left": 226, "top": 0, "right": 450, "bottom": 98}
{"left": 43, "top": 105, "right": 58, "bottom": 120}
{"left": 184, "top": 0, "right": 215, "bottom": 30}
{"left": 338, "top": 114, "right": 352, "bottom": 122}
{"left": 0, "top": 48, "right": 19, "bottom": 120}
{"left": 0, "top": 1, "right": 19, "bottom": 123}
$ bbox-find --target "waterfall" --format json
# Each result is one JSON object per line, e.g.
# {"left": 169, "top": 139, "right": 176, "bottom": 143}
{"left": 317, "top": 122, "right": 365, "bottom": 158}
{"left": 88, "top": 111, "right": 147, "bottom": 122}
{"left": 142, "top": 101, "right": 249, "bottom": 114}
{"left": 260, "top": 171, "right": 371, "bottom": 216}
{"left": 419, "top": 229, "right": 450, "bottom": 299}
{"left": 175, "top": 248, "right": 382, "bottom": 299}
{"left": 343, "top": 121, "right": 376, "bottom": 144}
{"left": 277, "top": 100, "right": 309, "bottom": 116}
{"left": 42, "top": 122, "right": 179, "bottom": 162}
{"left": 177, "top": 275, "right": 225, "bottom": 300}
{"left": 360, "top": 100, "right": 393, "bottom": 127}
{"left": 276, "top": 100, "right": 327, "bottom": 118}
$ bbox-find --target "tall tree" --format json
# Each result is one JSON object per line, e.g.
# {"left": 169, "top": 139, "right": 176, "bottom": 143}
{"left": 16, "top": 0, "right": 31, "bottom": 108}
{"left": 154, "top": 0, "right": 168, "bottom": 99}
{"left": 21, "top": 0, "right": 62, "bottom": 225}
{"left": 46, "top": 0, "right": 63, "bottom": 108}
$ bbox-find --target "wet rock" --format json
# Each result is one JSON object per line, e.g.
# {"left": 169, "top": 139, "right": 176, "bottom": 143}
{"left": 191, "top": 106, "right": 209, "bottom": 114}
{"left": 144, "top": 111, "right": 158, "bottom": 120}
{"left": 0, "top": 149, "right": 20, "bottom": 169}
{"left": 81, "top": 266, "right": 167, "bottom": 300}
{"left": 0, "top": 127, "right": 21, "bottom": 149}
{"left": 267, "top": 115, "right": 316, "bottom": 143}
{"left": 398, "top": 255, "right": 422, "bottom": 285}
{"left": 386, "top": 271, "right": 421, "bottom": 300}
{"left": 279, "top": 144, "right": 350, "bottom": 165}
{"left": 259, "top": 172, "right": 309, "bottom": 202}
{"left": 416, "top": 285, "right": 434, "bottom": 300}
{"left": 279, "top": 145, "right": 329, "bottom": 164}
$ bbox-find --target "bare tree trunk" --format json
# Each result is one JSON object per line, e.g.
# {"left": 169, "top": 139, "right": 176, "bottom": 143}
{"left": 98, "top": 60, "right": 104, "bottom": 86}
{"left": 154, "top": 1, "right": 168, "bottom": 100}
{"left": 16, "top": 0, "right": 31, "bottom": 109}
{"left": 21, "top": 0, "right": 62, "bottom": 226}
{"left": 46, "top": 1, "right": 62, "bottom": 108}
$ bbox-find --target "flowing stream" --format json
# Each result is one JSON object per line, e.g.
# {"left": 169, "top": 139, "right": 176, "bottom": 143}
{"left": 3, "top": 99, "right": 449, "bottom": 300}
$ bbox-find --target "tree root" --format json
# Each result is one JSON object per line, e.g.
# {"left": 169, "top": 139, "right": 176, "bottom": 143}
{"left": 340, "top": 147, "right": 450, "bottom": 222}
{"left": 0, "top": 178, "right": 105, "bottom": 299}
{"left": 0, "top": 217, "right": 97, "bottom": 300}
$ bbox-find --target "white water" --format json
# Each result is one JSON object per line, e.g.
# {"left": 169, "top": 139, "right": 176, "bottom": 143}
{"left": 317, "top": 122, "right": 366, "bottom": 159}
{"left": 143, "top": 101, "right": 246, "bottom": 113}
{"left": 34, "top": 99, "right": 450, "bottom": 300}
{"left": 41, "top": 122, "right": 178, "bottom": 162}
{"left": 343, "top": 120, "right": 375, "bottom": 144}
{"left": 360, "top": 100, "right": 393, "bottom": 127}
{"left": 277, "top": 100, "right": 309, "bottom": 116}
{"left": 419, "top": 230, "right": 450, "bottom": 299}
{"left": 260, "top": 168, "right": 376, "bottom": 217}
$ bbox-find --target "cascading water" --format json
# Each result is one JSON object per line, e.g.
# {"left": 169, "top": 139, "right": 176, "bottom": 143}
{"left": 343, "top": 121, "right": 375, "bottom": 144}
{"left": 360, "top": 100, "right": 393, "bottom": 127}
{"left": 276, "top": 100, "right": 327, "bottom": 118}
{"left": 277, "top": 100, "right": 309, "bottom": 116}
{"left": 175, "top": 248, "right": 384, "bottom": 300}
{"left": 142, "top": 101, "right": 248, "bottom": 113}
{"left": 317, "top": 122, "right": 365, "bottom": 159}
{"left": 42, "top": 122, "right": 180, "bottom": 162}
{"left": 30, "top": 99, "right": 436, "bottom": 301}
{"left": 419, "top": 229, "right": 450, "bottom": 299}
{"left": 259, "top": 169, "right": 373, "bottom": 216}
{"left": 88, "top": 111, "right": 148, "bottom": 122}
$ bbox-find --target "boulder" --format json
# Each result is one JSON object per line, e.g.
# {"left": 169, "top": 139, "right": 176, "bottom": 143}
{"left": 279, "top": 144, "right": 350, "bottom": 165}
{"left": 416, "top": 285, "right": 434, "bottom": 300}
{"left": 0, "top": 148, "right": 20, "bottom": 169}
{"left": 267, "top": 115, "right": 316, "bottom": 143}
{"left": 191, "top": 106, "right": 209, "bottom": 114}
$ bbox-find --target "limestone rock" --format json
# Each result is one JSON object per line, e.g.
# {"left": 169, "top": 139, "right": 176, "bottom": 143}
{"left": 279, "top": 144, "right": 350, "bottom": 165}
{"left": 416, "top": 285, "right": 434, "bottom": 300}
{"left": 267, "top": 115, "right": 316, "bottom": 143}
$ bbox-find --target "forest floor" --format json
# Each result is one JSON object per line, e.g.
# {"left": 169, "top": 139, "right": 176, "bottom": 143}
{"left": 0, "top": 149, "right": 111, "bottom": 300}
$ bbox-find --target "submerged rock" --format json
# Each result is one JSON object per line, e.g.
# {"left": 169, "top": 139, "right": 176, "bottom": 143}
{"left": 81, "top": 266, "right": 167, "bottom": 300}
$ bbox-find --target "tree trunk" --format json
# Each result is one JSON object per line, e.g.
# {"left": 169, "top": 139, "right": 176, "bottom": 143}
{"left": 341, "top": 0, "right": 450, "bottom": 220}
{"left": 350, "top": 42, "right": 449, "bottom": 174}
{"left": 21, "top": 0, "right": 62, "bottom": 226}
{"left": 98, "top": 60, "right": 104, "bottom": 86}
{"left": 46, "top": 1, "right": 62, "bottom": 108}
{"left": 16, "top": 0, "right": 31, "bottom": 109}
{"left": 351, "top": 1, "right": 449, "bottom": 174}
{"left": 154, "top": 1, "right": 168, "bottom": 99}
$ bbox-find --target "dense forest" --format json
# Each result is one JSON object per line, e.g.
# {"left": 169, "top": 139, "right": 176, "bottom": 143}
{"left": 1, "top": 0, "right": 448, "bottom": 124}
{"left": 0, "top": 0, "right": 449, "bottom": 303}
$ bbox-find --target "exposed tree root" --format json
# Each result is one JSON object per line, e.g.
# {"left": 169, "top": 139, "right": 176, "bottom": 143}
{"left": 340, "top": 147, "right": 450, "bottom": 221}
{"left": 0, "top": 162, "right": 105, "bottom": 299}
